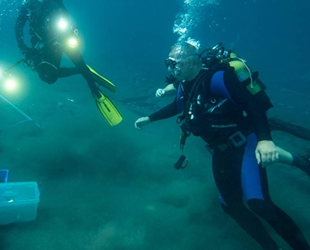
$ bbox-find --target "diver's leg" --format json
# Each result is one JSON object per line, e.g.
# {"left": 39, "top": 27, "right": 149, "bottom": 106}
{"left": 242, "top": 135, "right": 310, "bottom": 249}
{"left": 212, "top": 146, "right": 280, "bottom": 250}
{"left": 248, "top": 199, "right": 310, "bottom": 250}
{"left": 62, "top": 48, "right": 97, "bottom": 92}
{"left": 58, "top": 67, "right": 81, "bottom": 78}
{"left": 48, "top": 45, "right": 82, "bottom": 78}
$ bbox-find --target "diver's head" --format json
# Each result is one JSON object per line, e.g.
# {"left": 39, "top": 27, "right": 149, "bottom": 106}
{"left": 165, "top": 39, "right": 202, "bottom": 82}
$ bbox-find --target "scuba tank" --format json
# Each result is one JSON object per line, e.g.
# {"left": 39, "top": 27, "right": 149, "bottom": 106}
{"left": 200, "top": 43, "right": 266, "bottom": 94}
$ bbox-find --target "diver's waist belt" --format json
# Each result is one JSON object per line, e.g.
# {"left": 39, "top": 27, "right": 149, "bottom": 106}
{"left": 211, "top": 131, "right": 249, "bottom": 152}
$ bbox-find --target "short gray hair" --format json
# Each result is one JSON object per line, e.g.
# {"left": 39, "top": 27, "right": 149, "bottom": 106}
{"left": 171, "top": 41, "right": 200, "bottom": 59}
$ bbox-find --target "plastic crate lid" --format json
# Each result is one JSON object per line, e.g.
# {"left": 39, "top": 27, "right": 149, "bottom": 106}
{"left": 0, "top": 182, "right": 40, "bottom": 205}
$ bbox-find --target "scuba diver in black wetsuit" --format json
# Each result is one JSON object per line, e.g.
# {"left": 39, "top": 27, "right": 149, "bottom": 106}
{"left": 15, "top": 0, "right": 122, "bottom": 126}
{"left": 154, "top": 43, "right": 310, "bottom": 178}
{"left": 135, "top": 41, "right": 310, "bottom": 249}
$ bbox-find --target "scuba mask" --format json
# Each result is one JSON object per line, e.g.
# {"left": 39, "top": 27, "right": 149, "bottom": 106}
{"left": 164, "top": 54, "right": 201, "bottom": 84}
{"left": 165, "top": 57, "right": 179, "bottom": 69}
{"left": 165, "top": 57, "right": 182, "bottom": 84}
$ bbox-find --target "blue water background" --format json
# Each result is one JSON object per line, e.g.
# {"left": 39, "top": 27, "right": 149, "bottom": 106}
{"left": 0, "top": 0, "right": 309, "bottom": 249}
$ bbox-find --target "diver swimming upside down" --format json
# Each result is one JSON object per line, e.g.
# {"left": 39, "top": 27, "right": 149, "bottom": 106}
{"left": 15, "top": 0, "right": 122, "bottom": 126}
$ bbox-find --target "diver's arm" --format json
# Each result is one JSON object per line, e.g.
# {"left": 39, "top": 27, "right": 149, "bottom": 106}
{"left": 135, "top": 100, "right": 178, "bottom": 129}
{"left": 165, "top": 83, "right": 177, "bottom": 93}
{"left": 15, "top": 4, "right": 28, "bottom": 53}
{"left": 148, "top": 100, "right": 179, "bottom": 122}
{"left": 163, "top": 84, "right": 177, "bottom": 96}
{"left": 223, "top": 69, "right": 272, "bottom": 141}
{"left": 245, "top": 103, "right": 272, "bottom": 141}
{"left": 155, "top": 84, "right": 177, "bottom": 98}
{"left": 223, "top": 69, "right": 278, "bottom": 163}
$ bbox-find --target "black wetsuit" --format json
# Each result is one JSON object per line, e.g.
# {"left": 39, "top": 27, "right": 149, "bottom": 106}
{"left": 149, "top": 66, "right": 310, "bottom": 249}
{"left": 15, "top": 0, "right": 96, "bottom": 92}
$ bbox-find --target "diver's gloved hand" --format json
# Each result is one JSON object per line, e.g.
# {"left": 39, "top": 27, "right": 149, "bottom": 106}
{"left": 155, "top": 88, "right": 166, "bottom": 98}
{"left": 134, "top": 117, "right": 150, "bottom": 129}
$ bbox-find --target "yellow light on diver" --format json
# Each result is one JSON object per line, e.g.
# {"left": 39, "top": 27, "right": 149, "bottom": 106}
{"left": 68, "top": 37, "right": 78, "bottom": 48}
{"left": 58, "top": 18, "right": 69, "bottom": 31}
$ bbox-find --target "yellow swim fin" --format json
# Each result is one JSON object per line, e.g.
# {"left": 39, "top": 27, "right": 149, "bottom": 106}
{"left": 87, "top": 65, "right": 116, "bottom": 93}
{"left": 93, "top": 90, "right": 123, "bottom": 126}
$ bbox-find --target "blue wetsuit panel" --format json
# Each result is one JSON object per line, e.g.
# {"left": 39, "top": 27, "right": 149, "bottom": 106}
{"left": 210, "top": 71, "right": 234, "bottom": 102}
{"left": 241, "top": 133, "right": 264, "bottom": 201}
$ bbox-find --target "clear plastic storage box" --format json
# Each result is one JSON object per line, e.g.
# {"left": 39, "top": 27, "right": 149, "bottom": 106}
{"left": 0, "top": 182, "right": 40, "bottom": 225}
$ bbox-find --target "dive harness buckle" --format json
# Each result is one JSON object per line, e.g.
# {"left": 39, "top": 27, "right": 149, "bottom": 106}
{"left": 217, "top": 131, "right": 247, "bottom": 151}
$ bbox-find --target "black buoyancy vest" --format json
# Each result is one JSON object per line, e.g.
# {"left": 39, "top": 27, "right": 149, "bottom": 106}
{"left": 177, "top": 68, "right": 250, "bottom": 140}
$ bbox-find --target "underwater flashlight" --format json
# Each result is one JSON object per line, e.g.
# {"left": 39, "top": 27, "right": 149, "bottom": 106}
{"left": 4, "top": 77, "right": 18, "bottom": 92}
{"left": 67, "top": 37, "right": 79, "bottom": 49}
{"left": 58, "top": 18, "right": 69, "bottom": 31}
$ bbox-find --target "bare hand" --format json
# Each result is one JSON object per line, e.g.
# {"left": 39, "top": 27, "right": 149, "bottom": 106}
{"left": 134, "top": 117, "right": 150, "bottom": 129}
{"left": 255, "top": 140, "right": 279, "bottom": 166}
{"left": 155, "top": 88, "right": 166, "bottom": 98}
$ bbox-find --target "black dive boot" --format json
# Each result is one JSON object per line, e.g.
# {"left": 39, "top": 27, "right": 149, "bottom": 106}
{"left": 292, "top": 154, "right": 310, "bottom": 177}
